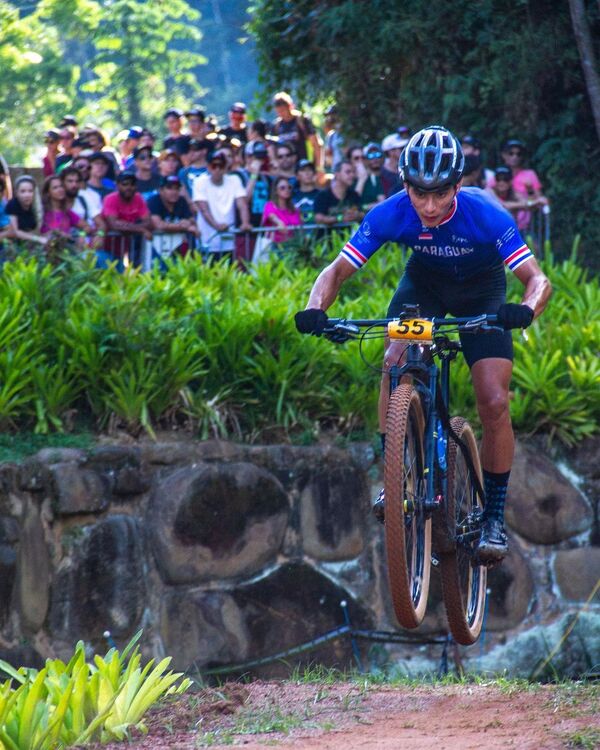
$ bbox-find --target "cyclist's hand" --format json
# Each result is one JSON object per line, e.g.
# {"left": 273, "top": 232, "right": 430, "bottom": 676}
{"left": 294, "top": 308, "right": 328, "bottom": 336}
{"left": 497, "top": 303, "right": 534, "bottom": 330}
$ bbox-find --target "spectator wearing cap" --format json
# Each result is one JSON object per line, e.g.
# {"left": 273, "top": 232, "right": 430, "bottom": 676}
{"left": 292, "top": 159, "right": 320, "bottom": 223}
{"left": 355, "top": 143, "right": 385, "bottom": 210}
{"left": 314, "top": 159, "right": 364, "bottom": 229}
{"left": 380, "top": 133, "right": 407, "bottom": 196}
{"left": 163, "top": 108, "right": 189, "bottom": 157}
{"left": 324, "top": 105, "right": 345, "bottom": 171}
{"left": 88, "top": 152, "right": 116, "bottom": 200}
{"left": 460, "top": 134, "right": 493, "bottom": 186}
{"left": 269, "top": 91, "right": 322, "bottom": 165}
{"left": 133, "top": 146, "right": 161, "bottom": 200}
{"left": 100, "top": 172, "right": 152, "bottom": 270}
{"left": 59, "top": 115, "right": 78, "bottom": 130}
{"left": 220, "top": 102, "right": 248, "bottom": 145}
{"left": 178, "top": 139, "right": 210, "bottom": 206}
{"left": 55, "top": 129, "right": 77, "bottom": 173}
{"left": 79, "top": 127, "right": 118, "bottom": 180}
{"left": 193, "top": 151, "right": 251, "bottom": 259}
{"left": 43, "top": 129, "right": 61, "bottom": 177}
{"left": 116, "top": 127, "right": 143, "bottom": 170}
{"left": 487, "top": 165, "right": 548, "bottom": 231}
{"left": 145, "top": 175, "right": 198, "bottom": 270}
{"left": 397, "top": 124, "right": 411, "bottom": 139}
{"left": 185, "top": 108, "right": 208, "bottom": 142}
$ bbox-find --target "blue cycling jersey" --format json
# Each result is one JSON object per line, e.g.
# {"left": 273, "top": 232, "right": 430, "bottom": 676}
{"left": 340, "top": 187, "right": 533, "bottom": 281}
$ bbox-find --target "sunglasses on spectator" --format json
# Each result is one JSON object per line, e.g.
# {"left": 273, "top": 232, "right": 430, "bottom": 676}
{"left": 120, "top": 180, "right": 136, "bottom": 186}
{"left": 496, "top": 175, "right": 512, "bottom": 182}
{"left": 366, "top": 151, "right": 383, "bottom": 160}
{"left": 136, "top": 154, "right": 151, "bottom": 160}
{"left": 278, "top": 184, "right": 292, "bottom": 190}
{"left": 210, "top": 162, "right": 225, "bottom": 169}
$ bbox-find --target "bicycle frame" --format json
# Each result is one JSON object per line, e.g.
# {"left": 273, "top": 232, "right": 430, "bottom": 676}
{"left": 389, "top": 340, "right": 456, "bottom": 518}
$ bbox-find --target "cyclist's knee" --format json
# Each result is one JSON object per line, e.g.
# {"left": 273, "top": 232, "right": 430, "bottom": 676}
{"left": 477, "top": 390, "right": 510, "bottom": 425}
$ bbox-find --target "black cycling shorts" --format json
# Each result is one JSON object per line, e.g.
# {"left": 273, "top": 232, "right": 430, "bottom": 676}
{"left": 387, "top": 260, "right": 513, "bottom": 367}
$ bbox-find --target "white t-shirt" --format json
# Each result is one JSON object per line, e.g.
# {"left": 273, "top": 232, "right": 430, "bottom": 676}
{"left": 73, "top": 188, "right": 103, "bottom": 224}
{"left": 193, "top": 173, "right": 246, "bottom": 252}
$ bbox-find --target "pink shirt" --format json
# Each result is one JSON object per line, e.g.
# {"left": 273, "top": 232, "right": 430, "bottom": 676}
{"left": 41, "top": 209, "right": 80, "bottom": 235}
{"left": 261, "top": 201, "right": 301, "bottom": 244}
{"left": 102, "top": 192, "right": 148, "bottom": 223}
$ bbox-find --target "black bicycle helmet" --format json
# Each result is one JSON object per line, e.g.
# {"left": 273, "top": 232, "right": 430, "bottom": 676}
{"left": 399, "top": 125, "right": 464, "bottom": 191}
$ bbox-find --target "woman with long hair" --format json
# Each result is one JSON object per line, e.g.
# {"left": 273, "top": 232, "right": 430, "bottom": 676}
{"left": 40, "top": 175, "right": 87, "bottom": 238}
{"left": 5, "top": 175, "right": 45, "bottom": 245}
{"left": 261, "top": 176, "right": 302, "bottom": 245}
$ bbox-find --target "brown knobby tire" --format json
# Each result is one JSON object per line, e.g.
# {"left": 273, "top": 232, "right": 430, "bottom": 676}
{"left": 440, "top": 417, "right": 488, "bottom": 645}
{"left": 384, "top": 383, "right": 431, "bottom": 629}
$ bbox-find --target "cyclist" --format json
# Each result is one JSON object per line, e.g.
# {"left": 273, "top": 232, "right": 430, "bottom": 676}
{"left": 295, "top": 125, "right": 552, "bottom": 562}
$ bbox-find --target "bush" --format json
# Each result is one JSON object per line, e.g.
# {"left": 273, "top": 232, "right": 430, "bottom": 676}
{"left": 0, "top": 242, "right": 596, "bottom": 447}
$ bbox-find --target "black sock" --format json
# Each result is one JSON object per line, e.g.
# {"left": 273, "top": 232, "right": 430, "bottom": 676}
{"left": 482, "top": 469, "right": 510, "bottom": 524}
{"left": 380, "top": 433, "right": 386, "bottom": 454}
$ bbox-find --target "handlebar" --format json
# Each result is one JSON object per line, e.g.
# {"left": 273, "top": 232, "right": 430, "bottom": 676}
{"left": 322, "top": 313, "right": 504, "bottom": 344}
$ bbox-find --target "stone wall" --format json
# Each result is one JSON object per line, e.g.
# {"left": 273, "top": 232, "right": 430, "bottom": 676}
{"left": 0, "top": 437, "right": 598, "bottom": 678}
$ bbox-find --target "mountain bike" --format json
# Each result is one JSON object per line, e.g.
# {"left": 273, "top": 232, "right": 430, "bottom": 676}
{"left": 322, "top": 305, "right": 503, "bottom": 645}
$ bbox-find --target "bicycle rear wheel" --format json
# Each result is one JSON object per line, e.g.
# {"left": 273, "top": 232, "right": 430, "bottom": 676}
{"left": 440, "top": 417, "right": 487, "bottom": 645}
{"left": 384, "top": 383, "right": 431, "bottom": 629}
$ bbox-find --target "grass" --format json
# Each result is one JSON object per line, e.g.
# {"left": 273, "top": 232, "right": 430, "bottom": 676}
{"left": 566, "top": 728, "right": 600, "bottom": 749}
{"left": 0, "top": 430, "right": 95, "bottom": 462}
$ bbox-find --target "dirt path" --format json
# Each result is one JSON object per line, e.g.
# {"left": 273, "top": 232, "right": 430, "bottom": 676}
{"left": 91, "top": 680, "right": 599, "bottom": 750}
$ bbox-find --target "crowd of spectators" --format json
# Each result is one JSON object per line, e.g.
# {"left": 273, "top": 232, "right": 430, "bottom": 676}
{"left": 0, "top": 94, "right": 549, "bottom": 270}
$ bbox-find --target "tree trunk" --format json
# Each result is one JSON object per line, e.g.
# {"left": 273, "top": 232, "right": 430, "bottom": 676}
{"left": 568, "top": 0, "right": 600, "bottom": 142}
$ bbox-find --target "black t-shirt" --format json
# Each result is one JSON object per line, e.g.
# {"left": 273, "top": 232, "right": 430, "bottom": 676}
{"left": 163, "top": 134, "right": 190, "bottom": 156}
{"left": 220, "top": 125, "right": 248, "bottom": 144}
{"left": 247, "top": 173, "right": 272, "bottom": 225}
{"left": 270, "top": 115, "right": 315, "bottom": 160}
{"left": 292, "top": 187, "right": 320, "bottom": 222}
{"left": 5, "top": 198, "right": 37, "bottom": 231}
{"left": 136, "top": 174, "right": 161, "bottom": 200}
{"left": 314, "top": 187, "right": 362, "bottom": 220}
{"left": 146, "top": 194, "right": 191, "bottom": 222}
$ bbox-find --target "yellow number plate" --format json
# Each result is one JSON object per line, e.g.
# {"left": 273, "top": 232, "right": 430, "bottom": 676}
{"left": 388, "top": 318, "right": 434, "bottom": 341}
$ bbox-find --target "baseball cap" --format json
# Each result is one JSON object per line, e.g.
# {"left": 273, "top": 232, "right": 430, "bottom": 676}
{"left": 251, "top": 141, "right": 268, "bottom": 157}
{"left": 381, "top": 133, "right": 407, "bottom": 152}
{"left": 160, "top": 175, "right": 182, "bottom": 188}
{"left": 127, "top": 127, "right": 143, "bottom": 140}
{"left": 59, "top": 115, "right": 78, "bottom": 128}
{"left": 44, "top": 129, "right": 61, "bottom": 142}
{"left": 230, "top": 102, "right": 246, "bottom": 114}
{"left": 117, "top": 170, "right": 137, "bottom": 183}
{"left": 89, "top": 151, "right": 112, "bottom": 165}
{"left": 397, "top": 124, "right": 410, "bottom": 136}
{"left": 502, "top": 139, "right": 526, "bottom": 152}
{"left": 296, "top": 158, "right": 315, "bottom": 172}
{"left": 495, "top": 165, "right": 513, "bottom": 179}
{"left": 207, "top": 151, "right": 226, "bottom": 165}
{"left": 133, "top": 145, "right": 152, "bottom": 159}
{"left": 185, "top": 107, "right": 205, "bottom": 119}
{"left": 164, "top": 108, "right": 183, "bottom": 119}
{"left": 363, "top": 141, "right": 381, "bottom": 156}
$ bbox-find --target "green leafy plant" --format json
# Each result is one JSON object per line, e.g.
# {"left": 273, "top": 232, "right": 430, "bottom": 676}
{"left": 0, "top": 631, "right": 191, "bottom": 749}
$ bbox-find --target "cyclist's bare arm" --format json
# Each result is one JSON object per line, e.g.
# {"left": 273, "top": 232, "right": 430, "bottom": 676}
{"left": 306, "top": 256, "right": 357, "bottom": 311}
{"left": 513, "top": 257, "right": 552, "bottom": 319}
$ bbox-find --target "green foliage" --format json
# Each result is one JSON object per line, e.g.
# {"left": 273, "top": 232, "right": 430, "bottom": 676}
{"left": 0, "top": 241, "right": 596, "bottom": 447}
{"left": 248, "top": 0, "right": 600, "bottom": 268}
{"left": 0, "top": 631, "right": 190, "bottom": 749}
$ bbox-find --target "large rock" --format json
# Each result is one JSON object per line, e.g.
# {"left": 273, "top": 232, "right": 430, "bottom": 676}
{"left": 50, "top": 464, "right": 110, "bottom": 515}
{"left": 486, "top": 533, "right": 535, "bottom": 631}
{"left": 553, "top": 547, "right": 600, "bottom": 602}
{"left": 148, "top": 462, "right": 289, "bottom": 584}
{"left": 160, "top": 562, "right": 371, "bottom": 677}
{"left": 49, "top": 515, "right": 145, "bottom": 641}
{"left": 505, "top": 442, "right": 592, "bottom": 544}
{"left": 299, "top": 459, "right": 370, "bottom": 560}
{"left": 15, "top": 499, "right": 50, "bottom": 633}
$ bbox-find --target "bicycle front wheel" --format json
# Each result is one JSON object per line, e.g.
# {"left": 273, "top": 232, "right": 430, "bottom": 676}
{"left": 384, "top": 383, "right": 431, "bottom": 629}
{"left": 440, "top": 417, "right": 488, "bottom": 645}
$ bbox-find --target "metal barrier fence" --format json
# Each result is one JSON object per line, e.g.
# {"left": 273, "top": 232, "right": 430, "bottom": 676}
{"left": 101, "top": 207, "right": 551, "bottom": 270}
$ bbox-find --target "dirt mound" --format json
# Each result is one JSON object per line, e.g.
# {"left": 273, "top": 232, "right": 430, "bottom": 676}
{"left": 90, "top": 679, "right": 599, "bottom": 749}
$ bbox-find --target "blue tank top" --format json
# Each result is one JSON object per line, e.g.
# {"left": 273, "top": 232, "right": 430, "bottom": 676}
{"left": 340, "top": 187, "right": 533, "bottom": 281}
